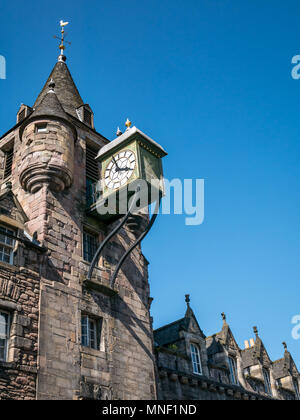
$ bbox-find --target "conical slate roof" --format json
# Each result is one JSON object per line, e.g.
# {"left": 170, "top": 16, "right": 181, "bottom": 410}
{"left": 34, "top": 61, "right": 84, "bottom": 118}
{"left": 31, "top": 89, "right": 67, "bottom": 120}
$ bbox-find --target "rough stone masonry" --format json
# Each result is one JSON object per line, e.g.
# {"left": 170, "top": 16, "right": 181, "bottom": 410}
{"left": 0, "top": 51, "right": 299, "bottom": 401}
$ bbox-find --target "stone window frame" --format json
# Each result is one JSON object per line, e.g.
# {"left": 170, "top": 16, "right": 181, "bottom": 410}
{"left": 262, "top": 367, "right": 272, "bottom": 396}
{"left": 0, "top": 299, "right": 22, "bottom": 365}
{"left": 228, "top": 355, "right": 239, "bottom": 385}
{"left": 0, "top": 308, "right": 11, "bottom": 362}
{"left": 80, "top": 312, "right": 103, "bottom": 352}
{"left": 0, "top": 223, "right": 17, "bottom": 266}
{"left": 35, "top": 123, "right": 48, "bottom": 134}
{"left": 190, "top": 342, "right": 203, "bottom": 376}
{"left": 82, "top": 228, "right": 99, "bottom": 264}
{"left": 79, "top": 300, "right": 108, "bottom": 355}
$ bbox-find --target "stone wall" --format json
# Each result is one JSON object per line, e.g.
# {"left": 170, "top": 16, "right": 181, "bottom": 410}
{"left": 0, "top": 115, "right": 156, "bottom": 400}
{"left": 157, "top": 366, "right": 269, "bottom": 401}
{"left": 0, "top": 253, "right": 40, "bottom": 400}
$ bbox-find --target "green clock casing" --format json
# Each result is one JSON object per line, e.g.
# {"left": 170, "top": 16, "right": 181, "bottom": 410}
{"left": 93, "top": 126, "right": 167, "bottom": 220}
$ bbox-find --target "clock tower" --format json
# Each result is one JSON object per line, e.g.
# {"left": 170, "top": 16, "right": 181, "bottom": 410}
{"left": 0, "top": 25, "right": 158, "bottom": 400}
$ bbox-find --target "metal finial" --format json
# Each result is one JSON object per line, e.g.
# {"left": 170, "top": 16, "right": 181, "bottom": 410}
{"left": 125, "top": 118, "right": 132, "bottom": 130}
{"left": 221, "top": 313, "right": 226, "bottom": 322}
{"left": 48, "top": 79, "right": 55, "bottom": 93}
{"left": 116, "top": 127, "right": 123, "bottom": 137}
{"left": 283, "top": 342, "right": 288, "bottom": 351}
{"left": 253, "top": 326, "right": 259, "bottom": 337}
{"left": 55, "top": 20, "right": 70, "bottom": 62}
{"left": 185, "top": 294, "right": 190, "bottom": 306}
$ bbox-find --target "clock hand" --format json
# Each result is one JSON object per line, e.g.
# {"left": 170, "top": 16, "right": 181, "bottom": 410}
{"left": 112, "top": 156, "right": 121, "bottom": 172}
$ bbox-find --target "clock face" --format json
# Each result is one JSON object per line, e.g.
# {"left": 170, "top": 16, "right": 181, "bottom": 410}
{"left": 104, "top": 150, "right": 136, "bottom": 190}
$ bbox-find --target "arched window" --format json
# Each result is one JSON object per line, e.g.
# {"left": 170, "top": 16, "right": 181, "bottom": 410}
{"left": 190, "top": 343, "right": 202, "bottom": 375}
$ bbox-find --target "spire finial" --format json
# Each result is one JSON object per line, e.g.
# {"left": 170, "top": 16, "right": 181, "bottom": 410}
{"left": 125, "top": 118, "right": 132, "bottom": 130}
{"left": 253, "top": 326, "right": 259, "bottom": 337}
{"left": 185, "top": 294, "right": 190, "bottom": 307}
{"left": 56, "top": 20, "right": 70, "bottom": 62}
{"left": 221, "top": 312, "right": 227, "bottom": 323}
{"left": 283, "top": 342, "right": 288, "bottom": 351}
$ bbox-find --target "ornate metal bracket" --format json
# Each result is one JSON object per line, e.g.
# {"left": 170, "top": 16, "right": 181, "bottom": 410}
{"left": 87, "top": 184, "right": 162, "bottom": 289}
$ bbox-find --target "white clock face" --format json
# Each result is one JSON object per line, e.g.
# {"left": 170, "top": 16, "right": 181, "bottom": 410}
{"left": 104, "top": 150, "right": 136, "bottom": 190}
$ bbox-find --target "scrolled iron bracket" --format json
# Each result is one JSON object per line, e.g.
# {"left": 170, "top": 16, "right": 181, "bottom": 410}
{"left": 87, "top": 184, "right": 162, "bottom": 289}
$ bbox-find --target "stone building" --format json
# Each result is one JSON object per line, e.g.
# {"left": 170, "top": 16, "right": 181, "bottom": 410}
{"left": 0, "top": 48, "right": 298, "bottom": 400}
{"left": 155, "top": 295, "right": 300, "bottom": 401}
{"left": 0, "top": 51, "right": 156, "bottom": 400}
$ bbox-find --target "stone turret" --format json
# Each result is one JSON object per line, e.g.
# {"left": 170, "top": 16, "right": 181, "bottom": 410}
{"left": 19, "top": 80, "right": 75, "bottom": 193}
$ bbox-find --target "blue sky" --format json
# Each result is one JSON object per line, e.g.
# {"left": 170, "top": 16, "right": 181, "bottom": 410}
{"left": 1, "top": 0, "right": 300, "bottom": 366}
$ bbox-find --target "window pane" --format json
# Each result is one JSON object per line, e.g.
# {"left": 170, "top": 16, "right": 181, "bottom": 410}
{"left": 191, "top": 344, "right": 202, "bottom": 375}
{"left": 36, "top": 124, "right": 47, "bottom": 133}
{"left": 81, "top": 315, "right": 100, "bottom": 350}
{"left": 89, "top": 320, "right": 97, "bottom": 349}
{"left": 229, "top": 357, "right": 238, "bottom": 385}
{"left": 263, "top": 369, "right": 272, "bottom": 395}
{"left": 0, "top": 312, "right": 9, "bottom": 362}
{"left": 0, "top": 226, "right": 14, "bottom": 265}
{"left": 83, "top": 232, "right": 98, "bottom": 263}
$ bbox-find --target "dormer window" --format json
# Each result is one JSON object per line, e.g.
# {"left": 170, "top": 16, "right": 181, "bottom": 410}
{"left": 84, "top": 108, "right": 92, "bottom": 126}
{"left": 18, "top": 109, "right": 26, "bottom": 123}
{"left": 76, "top": 105, "right": 94, "bottom": 128}
{"left": 190, "top": 343, "right": 202, "bottom": 375}
{"left": 263, "top": 368, "right": 272, "bottom": 395}
{"left": 17, "top": 105, "right": 32, "bottom": 123}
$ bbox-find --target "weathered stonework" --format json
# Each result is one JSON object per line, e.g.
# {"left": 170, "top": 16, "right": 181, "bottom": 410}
{"left": 19, "top": 120, "right": 74, "bottom": 193}
{"left": 154, "top": 301, "right": 300, "bottom": 401}
{"left": 0, "top": 55, "right": 298, "bottom": 402}
{"left": 0, "top": 219, "right": 41, "bottom": 399}
{"left": 0, "top": 59, "right": 156, "bottom": 401}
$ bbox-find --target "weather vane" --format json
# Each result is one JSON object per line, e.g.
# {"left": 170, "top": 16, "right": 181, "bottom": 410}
{"left": 54, "top": 20, "right": 71, "bottom": 62}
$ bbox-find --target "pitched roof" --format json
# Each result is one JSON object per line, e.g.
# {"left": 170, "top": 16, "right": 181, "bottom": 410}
{"left": 241, "top": 336, "right": 272, "bottom": 368}
{"left": 241, "top": 346, "right": 257, "bottom": 368}
{"left": 34, "top": 61, "right": 84, "bottom": 118}
{"left": 154, "top": 318, "right": 189, "bottom": 347}
{"left": 205, "top": 317, "right": 240, "bottom": 356}
{"left": 31, "top": 90, "right": 67, "bottom": 120}
{"left": 206, "top": 335, "right": 224, "bottom": 356}
{"left": 154, "top": 302, "right": 206, "bottom": 347}
{"left": 273, "top": 349, "right": 300, "bottom": 380}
